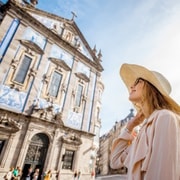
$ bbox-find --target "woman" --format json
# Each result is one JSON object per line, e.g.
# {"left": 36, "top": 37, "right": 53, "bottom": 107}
{"left": 32, "top": 168, "right": 39, "bottom": 180}
{"left": 110, "top": 63, "right": 180, "bottom": 180}
{"left": 3, "top": 167, "right": 14, "bottom": 180}
{"left": 44, "top": 170, "right": 52, "bottom": 180}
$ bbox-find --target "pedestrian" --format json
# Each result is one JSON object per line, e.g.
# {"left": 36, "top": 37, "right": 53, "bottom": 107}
{"left": 17, "top": 166, "right": 22, "bottom": 180}
{"left": 55, "top": 171, "right": 59, "bottom": 180}
{"left": 32, "top": 168, "right": 40, "bottom": 180}
{"left": 3, "top": 167, "right": 14, "bottom": 180}
{"left": 12, "top": 166, "right": 19, "bottom": 180}
{"left": 77, "top": 171, "right": 81, "bottom": 180}
{"left": 44, "top": 170, "right": 52, "bottom": 180}
{"left": 73, "top": 170, "right": 77, "bottom": 180}
{"left": 110, "top": 63, "right": 180, "bottom": 180}
{"left": 24, "top": 167, "right": 33, "bottom": 180}
{"left": 91, "top": 171, "right": 95, "bottom": 179}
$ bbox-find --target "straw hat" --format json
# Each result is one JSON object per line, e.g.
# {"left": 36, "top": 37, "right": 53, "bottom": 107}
{"left": 120, "top": 63, "right": 180, "bottom": 112}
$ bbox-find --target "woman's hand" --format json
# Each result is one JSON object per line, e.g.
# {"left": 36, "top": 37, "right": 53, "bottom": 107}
{"left": 126, "top": 111, "right": 145, "bottom": 132}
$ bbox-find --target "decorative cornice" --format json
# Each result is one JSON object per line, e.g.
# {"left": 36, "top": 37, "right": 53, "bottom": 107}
{"left": 0, "top": 113, "right": 22, "bottom": 133}
{"left": 49, "top": 57, "right": 71, "bottom": 71}
{"left": 19, "top": 39, "right": 44, "bottom": 54}
{"left": 75, "top": 72, "right": 90, "bottom": 82}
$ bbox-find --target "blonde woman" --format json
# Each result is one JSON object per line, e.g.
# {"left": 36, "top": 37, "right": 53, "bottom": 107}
{"left": 110, "top": 63, "right": 180, "bottom": 180}
{"left": 44, "top": 170, "right": 52, "bottom": 180}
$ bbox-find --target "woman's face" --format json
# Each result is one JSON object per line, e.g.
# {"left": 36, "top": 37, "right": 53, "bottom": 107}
{"left": 129, "top": 78, "right": 145, "bottom": 103}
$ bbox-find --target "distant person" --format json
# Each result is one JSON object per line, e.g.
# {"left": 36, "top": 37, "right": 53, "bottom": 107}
{"left": 17, "top": 166, "right": 22, "bottom": 180}
{"left": 73, "top": 170, "right": 77, "bottom": 180}
{"left": 55, "top": 171, "right": 59, "bottom": 180}
{"left": 32, "top": 168, "right": 40, "bottom": 180}
{"left": 12, "top": 166, "right": 19, "bottom": 179}
{"left": 110, "top": 63, "right": 180, "bottom": 180}
{"left": 24, "top": 167, "right": 33, "bottom": 180}
{"left": 44, "top": 170, "right": 52, "bottom": 180}
{"left": 77, "top": 171, "right": 81, "bottom": 180}
{"left": 3, "top": 167, "right": 14, "bottom": 180}
{"left": 91, "top": 171, "right": 95, "bottom": 179}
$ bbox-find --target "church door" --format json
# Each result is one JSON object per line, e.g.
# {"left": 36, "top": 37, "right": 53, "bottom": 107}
{"left": 22, "top": 133, "right": 49, "bottom": 179}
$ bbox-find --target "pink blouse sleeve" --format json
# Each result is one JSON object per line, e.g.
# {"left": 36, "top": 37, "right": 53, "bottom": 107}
{"left": 110, "top": 129, "right": 134, "bottom": 169}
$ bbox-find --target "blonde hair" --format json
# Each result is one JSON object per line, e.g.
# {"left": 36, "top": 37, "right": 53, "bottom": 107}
{"left": 143, "top": 81, "right": 180, "bottom": 115}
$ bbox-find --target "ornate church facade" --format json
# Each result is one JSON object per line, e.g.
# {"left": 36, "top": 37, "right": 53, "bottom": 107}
{"left": 0, "top": 0, "right": 104, "bottom": 179}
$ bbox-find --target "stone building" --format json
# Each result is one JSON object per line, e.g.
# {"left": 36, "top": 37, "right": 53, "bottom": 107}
{"left": 96, "top": 109, "right": 134, "bottom": 176}
{"left": 0, "top": 0, "right": 104, "bottom": 179}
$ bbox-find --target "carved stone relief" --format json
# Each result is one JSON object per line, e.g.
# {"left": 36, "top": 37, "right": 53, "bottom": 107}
{"left": 0, "top": 113, "right": 22, "bottom": 133}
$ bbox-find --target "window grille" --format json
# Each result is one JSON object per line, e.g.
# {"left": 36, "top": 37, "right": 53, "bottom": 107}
{"left": 62, "top": 149, "right": 75, "bottom": 170}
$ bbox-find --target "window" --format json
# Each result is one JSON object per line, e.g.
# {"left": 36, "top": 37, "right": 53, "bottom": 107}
{"left": 62, "top": 150, "right": 75, "bottom": 170}
{"left": 75, "top": 84, "right": 83, "bottom": 107}
{"left": 48, "top": 71, "right": 62, "bottom": 97}
{"left": 14, "top": 55, "right": 32, "bottom": 84}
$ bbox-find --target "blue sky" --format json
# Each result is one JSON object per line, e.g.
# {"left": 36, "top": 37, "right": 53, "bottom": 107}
{"left": 2, "top": 0, "right": 180, "bottom": 135}
{"left": 43, "top": 0, "right": 180, "bottom": 136}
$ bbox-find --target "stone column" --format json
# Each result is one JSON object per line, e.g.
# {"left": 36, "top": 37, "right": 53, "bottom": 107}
{"left": 16, "top": 128, "right": 34, "bottom": 167}
{"left": 0, "top": 134, "right": 15, "bottom": 168}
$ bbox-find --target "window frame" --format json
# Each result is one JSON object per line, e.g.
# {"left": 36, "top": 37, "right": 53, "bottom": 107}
{"left": 5, "top": 48, "right": 38, "bottom": 91}
{"left": 75, "top": 83, "right": 83, "bottom": 107}
{"left": 48, "top": 70, "right": 63, "bottom": 98}
{"left": 13, "top": 55, "right": 32, "bottom": 85}
{"left": 62, "top": 149, "right": 75, "bottom": 170}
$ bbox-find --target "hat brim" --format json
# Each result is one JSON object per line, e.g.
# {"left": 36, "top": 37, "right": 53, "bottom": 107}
{"left": 120, "top": 63, "right": 180, "bottom": 112}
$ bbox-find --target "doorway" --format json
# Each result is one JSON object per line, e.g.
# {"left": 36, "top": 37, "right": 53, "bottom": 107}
{"left": 22, "top": 133, "right": 49, "bottom": 179}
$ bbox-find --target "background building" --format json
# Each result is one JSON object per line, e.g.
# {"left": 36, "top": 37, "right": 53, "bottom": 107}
{"left": 96, "top": 109, "right": 134, "bottom": 176}
{"left": 0, "top": 0, "right": 104, "bottom": 179}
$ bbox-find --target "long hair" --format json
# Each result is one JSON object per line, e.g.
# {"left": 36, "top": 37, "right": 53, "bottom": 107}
{"left": 143, "top": 81, "right": 180, "bottom": 115}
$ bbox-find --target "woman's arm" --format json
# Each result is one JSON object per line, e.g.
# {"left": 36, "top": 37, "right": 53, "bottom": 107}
{"left": 110, "top": 130, "right": 134, "bottom": 169}
{"left": 110, "top": 111, "right": 144, "bottom": 169}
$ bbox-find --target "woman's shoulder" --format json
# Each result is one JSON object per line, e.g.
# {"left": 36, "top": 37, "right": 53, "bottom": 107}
{"left": 153, "top": 109, "right": 176, "bottom": 116}
{"left": 153, "top": 109, "right": 180, "bottom": 122}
